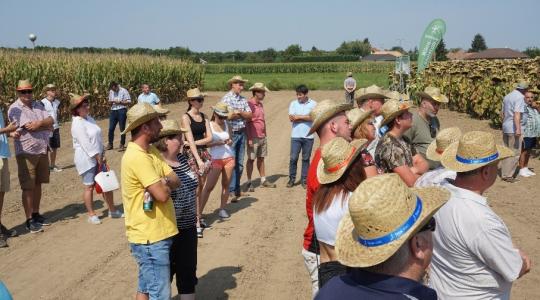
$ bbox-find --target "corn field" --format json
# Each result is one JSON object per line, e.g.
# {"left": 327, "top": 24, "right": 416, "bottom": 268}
{"left": 0, "top": 50, "right": 204, "bottom": 121}
{"left": 205, "top": 62, "right": 393, "bottom": 74}
{"left": 391, "top": 57, "right": 540, "bottom": 127}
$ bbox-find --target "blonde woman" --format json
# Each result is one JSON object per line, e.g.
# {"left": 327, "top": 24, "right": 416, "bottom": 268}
{"left": 347, "top": 108, "right": 379, "bottom": 177}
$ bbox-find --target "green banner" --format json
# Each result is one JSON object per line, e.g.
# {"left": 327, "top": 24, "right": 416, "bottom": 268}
{"left": 417, "top": 19, "right": 446, "bottom": 74}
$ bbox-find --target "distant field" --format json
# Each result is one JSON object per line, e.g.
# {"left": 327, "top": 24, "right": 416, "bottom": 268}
{"left": 204, "top": 61, "right": 393, "bottom": 74}
{"left": 203, "top": 72, "right": 389, "bottom": 91}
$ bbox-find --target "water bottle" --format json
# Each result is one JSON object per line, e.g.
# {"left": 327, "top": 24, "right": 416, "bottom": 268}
{"left": 143, "top": 191, "right": 154, "bottom": 211}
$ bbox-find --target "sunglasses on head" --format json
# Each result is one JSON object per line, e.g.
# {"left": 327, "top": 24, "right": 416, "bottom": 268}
{"left": 20, "top": 90, "right": 33, "bottom": 95}
{"left": 419, "top": 217, "right": 436, "bottom": 232}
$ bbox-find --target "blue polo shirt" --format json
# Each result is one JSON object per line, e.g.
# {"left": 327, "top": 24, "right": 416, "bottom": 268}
{"left": 137, "top": 92, "right": 160, "bottom": 105}
{"left": 316, "top": 269, "right": 437, "bottom": 300}
{"left": 289, "top": 98, "right": 317, "bottom": 139}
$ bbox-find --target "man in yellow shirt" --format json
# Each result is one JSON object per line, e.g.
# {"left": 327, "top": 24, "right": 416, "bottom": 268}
{"left": 121, "top": 103, "right": 180, "bottom": 300}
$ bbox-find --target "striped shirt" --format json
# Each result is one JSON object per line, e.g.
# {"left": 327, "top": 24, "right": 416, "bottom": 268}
{"left": 108, "top": 86, "right": 131, "bottom": 110}
{"left": 221, "top": 91, "right": 251, "bottom": 131}
{"left": 524, "top": 105, "right": 540, "bottom": 138}
{"left": 170, "top": 153, "right": 198, "bottom": 229}
{"left": 7, "top": 99, "right": 51, "bottom": 155}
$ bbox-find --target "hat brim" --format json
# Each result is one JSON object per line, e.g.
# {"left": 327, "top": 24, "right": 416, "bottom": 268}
{"left": 416, "top": 92, "right": 449, "bottom": 104}
{"left": 349, "top": 110, "right": 373, "bottom": 132}
{"left": 356, "top": 93, "right": 389, "bottom": 102}
{"left": 440, "top": 142, "right": 514, "bottom": 172}
{"left": 335, "top": 186, "right": 449, "bottom": 268}
{"left": 187, "top": 93, "right": 207, "bottom": 99}
{"left": 159, "top": 127, "right": 188, "bottom": 138}
{"left": 121, "top": 112, "right": 162, "bottom": 135}
{"left": 249, "top": 87, "right": 270, "bottom": 92}
{"left": 425, "top": 140, "right": 442, "bottom": 161}
{"left": 308, "top": 103, "right": 353, "bottom": 136}
{"left": 69, "top": 94, "right": 90, "bottom": 110}
{"left": 316, "top": 139, "right": 368, "bottom": 185}
{"left": 212, "top": 107, "right": 229, "bottom": 117}
{"left": 16, "top": 86, "right": 33, "bottom": 91}
{"left": 380, "top": 103, "right": 413, "bottom": 127}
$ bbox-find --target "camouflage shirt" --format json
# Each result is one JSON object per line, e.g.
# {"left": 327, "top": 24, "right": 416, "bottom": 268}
{"left": 375, "top": 134, "right": 417, "bottom": 173}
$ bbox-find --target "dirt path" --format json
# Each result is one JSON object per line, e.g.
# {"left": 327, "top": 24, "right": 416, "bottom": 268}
{"left": 0, "top": 91, "right": 538, "bottom": 299}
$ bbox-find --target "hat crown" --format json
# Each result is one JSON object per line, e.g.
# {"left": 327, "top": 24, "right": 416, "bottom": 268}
{"left": 17, "top": 79, "right": 33, "bottom": 90}
{"left": 455, "top": 131, "right": 498, "bottom": 160}
{"left": 212, "top": 102, "right": 229, "bottom": 115}
{"left": 347, "top": 108, "right": 372, "bottom": 130}
{"left": 161, "top": 119, "right": 180, "bottom": 132}
{"left": 249, "top": 82, "right": 269, "bottom": 92}
{"left": 424, "top": 86, "right": 442, "bottom": 97}
{"left": 386, "top": 91, "right": 409, "bottom": 102}
{"left": 381, "top": 99, "right": 409, "bottom": 120}
{"left": 321, "top": 138, "right": 357, "bottom": 172}
{"left": 127, "top": 103, "right": 158, "bottom": 124}
{"left": 435, "top": 127, "right": 462, "bottom": 153}
{"left": 364, "top": 85, "right": 384, "bottom": 95}
{"left": 186, "top": 88, "right": 204, "bottom": 98}
{"left": 349, "top": 174, "right": 419, "bottom": 239}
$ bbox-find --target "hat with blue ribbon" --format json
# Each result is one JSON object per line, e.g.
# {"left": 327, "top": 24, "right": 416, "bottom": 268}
{"left": 335, "top": 173, "right": 449, "bottom": 267}
{"left": 441, "top": 131, "right": 514, "bottom": 172}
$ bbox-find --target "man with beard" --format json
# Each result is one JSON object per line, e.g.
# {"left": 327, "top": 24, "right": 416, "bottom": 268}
{"left": 121, "top": 103, "right": 181, "bottom": 300}
{"left": 405, "top": 87, "right": 449, "bottom": 170}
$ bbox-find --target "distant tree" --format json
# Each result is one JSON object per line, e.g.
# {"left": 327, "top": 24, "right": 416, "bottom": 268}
{"left": 337, "top": 40, "right": 371, "bottom": 57}
{"left": 310, "top": 46, "right": 322, "bottom": 56}
{"left": 283, "top": 44, "right": 302, "bottom": 59}
{"left": 390, "top": 46, "right": 405, "bottom": 54}
{"left": 523, "top": 47, "right": 540, "bottom": 58}
{"left": 408, "top": 47, "right": 419, "bottom": 61}
{"left": 449, "top": 48, "right": 463, "bottom": 53}
{"left": 469, "top": 34, "right": 487, "bottom": 52}
{"left": 435, "top": 39, "right": 448, "bottom": 61}
{"left": 363, "top": 38, "right": 370, "bottom": 44}
{"left": 260, "top": 48, "right": 277, "bottom": 62}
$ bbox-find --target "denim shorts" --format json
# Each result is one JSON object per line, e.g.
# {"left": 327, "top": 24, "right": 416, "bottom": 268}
{"left": 130, "top": 238, "right": 173, "bottom": 300}
{"left": 81, "top": 167, "right": 97, "bottom": 186}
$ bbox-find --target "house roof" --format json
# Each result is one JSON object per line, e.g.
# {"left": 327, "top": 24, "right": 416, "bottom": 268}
{"left": 465, "top": 48, "right": 528, "bottom": 60}
{"left": 447, "top": 49, "right": 473, "bottom": 60}
{"left": 373, "top": 50, "right": 403, "bottom": 57}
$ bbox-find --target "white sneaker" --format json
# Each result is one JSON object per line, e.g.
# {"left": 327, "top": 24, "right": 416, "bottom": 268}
{"left": 525, "top": 168, "right": 536, "bottom": 176}
{"left": 87, "top": 215, "right": 102, "bottom": 225}
{"left": 109, "top": 210, "right": 124, "bottom": 218}
{"left": 218, "top": 209, "right": 230, "bottom": 219}
{"left": 519, "top": 168, "right": 533, "bottom": 177}
{"left": 50, "top": 166, "right": 63, "bottom": 172}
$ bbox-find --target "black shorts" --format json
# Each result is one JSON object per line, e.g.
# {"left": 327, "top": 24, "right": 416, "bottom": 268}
{"left": 170, "top": 227, "right": 198, "bottom": 294}
{"left": 49, "top": 128, "right": 61, "bottom": 149}
{"left": 523, "top": 137, "right": 538, "bottom": 150}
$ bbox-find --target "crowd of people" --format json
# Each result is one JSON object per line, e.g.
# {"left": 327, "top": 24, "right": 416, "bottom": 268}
{"left": 0, "top": 73, "right": 538, "bottom": 299}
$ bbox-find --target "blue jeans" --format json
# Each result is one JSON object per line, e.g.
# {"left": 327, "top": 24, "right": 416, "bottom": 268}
{"left": 130, "top": 238, "right": 173, "bottom": 300}
{"left": 229, "top": 131, "right": 246, "bottom": 194}
{"left": 289, "top": 138, "right": 314, "bottom": 183}
{"left": 108, "top": 108, "right": 127, "bottom": 146}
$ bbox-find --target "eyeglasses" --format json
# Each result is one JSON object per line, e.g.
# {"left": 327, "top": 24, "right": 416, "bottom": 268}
{"left": 20, "top": 90, "right": 33, "bottom": 95}
{"left": 419, "top": 217, "right": 436, "bottom": 232}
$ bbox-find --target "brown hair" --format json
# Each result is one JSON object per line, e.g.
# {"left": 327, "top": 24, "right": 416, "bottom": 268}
{"left": 353, "top": 118, "right": 373, "bottom": 140}
{"left": 313, "top": 155, "right": 367, "bottom": 214}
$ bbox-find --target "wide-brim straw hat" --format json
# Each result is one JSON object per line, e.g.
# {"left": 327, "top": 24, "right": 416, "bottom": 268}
{"left": 153, "top": 104, "right": 170, "bottom": 115}
{"left": 347, "top": 108, "right": 373, "bottom": 131}
{"left": 121, "top": 103, "right": 164, "bottom": 135}
{"left": 440, "top": 131, "right": 514, "bottom": 172}
{"left": 249, "top": 82, "right": 270, "bottom": 92}
{"left": 317, "top": 138, "right": 368, "bottom": 184}
{"left": 307, "top": 100, "right": 353, "bottom": 136}
{"left": 416, "top": 86, "right": 449, "bottom": 103}
{"left": 385, "top": 91, "right": 410, "bottom": 102}
{"left": 186, "top": 88, "right": 207, "bottom": 99}
{"left": 212, "top": 102, "right": 230, "bottom": 117}
{"left": 336, "top": 173, "right": 449, "bottom": 267}
{"left": 159, "top": 119, "right": 187, "bottom": 137}
{"left": 426, "top": 127, "right": 462, "bottom": 161}
{"left": 16, "top": 79, "right": 33, "bottom": 91}
{"left": 380, "top": 99, "right": 413, "bottom": 127}
{"left": 227, "top": 75, "right": 248, "bottom": 85}
{"left": 69, "top": 93, "right": 90, "bottom": 110}
{"left": 356, "top": 85, "right": 389, "bottom": 102}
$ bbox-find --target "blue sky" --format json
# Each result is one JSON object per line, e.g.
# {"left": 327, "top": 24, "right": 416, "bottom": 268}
{"left": 1, "top": 0, "right": 538, "bottom": 52}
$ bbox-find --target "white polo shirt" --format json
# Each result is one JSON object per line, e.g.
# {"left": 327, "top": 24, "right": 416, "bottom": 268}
{"left": 414, "top": 167, "right": 456, "bottom": 187}
{"left": 429, "top": 183, "right": 522, "bottom": 300}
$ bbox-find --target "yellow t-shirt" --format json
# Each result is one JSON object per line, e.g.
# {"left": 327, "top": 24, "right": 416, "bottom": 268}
{"left": 121, "top": 142, "right": 178, "bottom": 244}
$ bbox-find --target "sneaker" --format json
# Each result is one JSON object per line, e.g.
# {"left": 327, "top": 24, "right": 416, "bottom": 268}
{"left": 197, "top": 227, "right": 204, "bottom": 238}
{"left": 245, "top": 182, "right": 255, "bottom": 193}
{"left": 301, "top": 182, "right": 307, "bottom": 189}
{"left": 26, "top": 219, "right": 44, "bottom": 233}
{"left": 230, "top": 193, "right": 238, "bottom": 203}
{"left": 525, "top": 168, "right": 536, "bottom": 176}
{"left": 118, "top": 145, "right": 126, "bottom": 152}
{"left": 519, "top": 168, "right": 532, "bottom": 178}
{"left": 0, "top": 224, "right": 18, "bottom": 237}
{"left": 32, "top": 213, "right": 51, "bottom": 226}
{"left": 218, "top": 209, "right": 230, "bottom": 219}
{"left": 50, "top": 166, "right": 63, "bottom": 172}
{"left": 106, "top": 144, "right": 113, "bottom": 150}
{"left": 109, "top": 210, "right": 124, "bottom": 218}
{"left": 87, "top": 215, "right": 102, "bottom": 225}
{"left": 501, "top": 177, "right": 519, "bottom": 183}
{"left": 261, "top": 181, "right": 277, "bottom": 188}
{"left": 286, "top": 180, "right": 295, "bottom": 188}
{"left": 0, "top": 234, "right": 7, "bottom": 248}
{"left": 199, "top": 218, "right": 210, "bottom": 229}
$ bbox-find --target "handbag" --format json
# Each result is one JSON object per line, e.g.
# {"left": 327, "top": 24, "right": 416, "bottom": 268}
{"left": 94, "top": 163, "right": 120, "bottom": 193}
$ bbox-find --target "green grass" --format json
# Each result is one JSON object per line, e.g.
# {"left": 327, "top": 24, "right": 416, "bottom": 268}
{"left": 203, "top": 72, "right": 389, "bottom": 91}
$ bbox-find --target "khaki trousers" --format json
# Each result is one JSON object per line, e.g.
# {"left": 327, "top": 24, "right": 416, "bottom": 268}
{"left": 500, "top": 133, "right": 522, "bottom": 178}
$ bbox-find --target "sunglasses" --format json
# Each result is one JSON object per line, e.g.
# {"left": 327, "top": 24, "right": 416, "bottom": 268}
{"left": 191, "top": 98, "right": 204, "bottom": 103}
{"left": 419, "top": 217, "right": 436, "bottom": 232}
{"left": 20, "top": 90, "right": 33, "bottom": 95}
{"left": 218, "top": 115, "right": 228, "bottom": 119}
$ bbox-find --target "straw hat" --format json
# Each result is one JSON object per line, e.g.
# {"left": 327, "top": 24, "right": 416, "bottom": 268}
{"left": 317, "top": 137, "right": 368, "bottom": 184}
{"left": 153, "top": 104, "right": 170, "bottom": 115}
{"left": 440, "top": 131, "right": 514, "bottom": 172}
{"left": 385, "top": 91, "right": 410, "bottom": 102}
{"left": 426, "top": 127, "right": 462, "bottom": 161}
{"left": 249, "top": 82, "right": 270, "bottom": 92}
{"left": 346, "top": 71, "right": 353, "bottom": 77}
{"left": 212, "top": 102, "right": 230, "bottom": 117}
{"left": 121, "top": 103, "right": 163, "bottom": 135}
{"left": 356, "top": 85, "right": 389, "bottom": 102}
{"left": 186, "top": 88, "right": 207, "bottom": 99}
{"left": 415, "top": 87, "right": 449, "bottom": 103}
{"left": 43, "top": 84, "right": 56, "bottom": 92}
{"left": 307, "top": 100, "right": 353, "bottom": 135}
{"left": 159, "top": 119, "right": 187, "bottom": 137}
{"left": 335, "top": 173, "right": 449, "bottom": 267}
{"left": 380, "top": 99, "right": 413, "bottom": 127}
{"left": 515, "top": 79, "right": 529, "bottom": 90}
{"left": 16, "top": 80, "right": 33, "bottom": 91}
{"left": 347, "top": 108, "right": 372, "bottom": 132}
{"left": 227, "top": 75, "right": 248, "bottom": 85}
{"left": 69, "top": 93, "right": 90, "bottom": 110}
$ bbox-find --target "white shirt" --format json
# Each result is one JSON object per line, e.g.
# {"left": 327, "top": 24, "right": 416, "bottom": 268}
{"left": 208, "top": 122, "right": 233, "bottom": 159}
{"left": 366, "top": 114, "right": 383, "bottom": 157}
{"left": 414, "top": 167, "right": 456, "bottom": 187}
{"left": 41, "top": 98, "right": 61, "bottom": 130}
{"left": 71, "top": 116, "right": 103, "bottom": 175}
{"left": 429, "top": 183, "right": 522, "bottom": 300}
{"left": 502, "top": 90, "right": 525, "bottom": 134}
{"left": 314, "top": 192, "right": 350, "bottom": 246}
